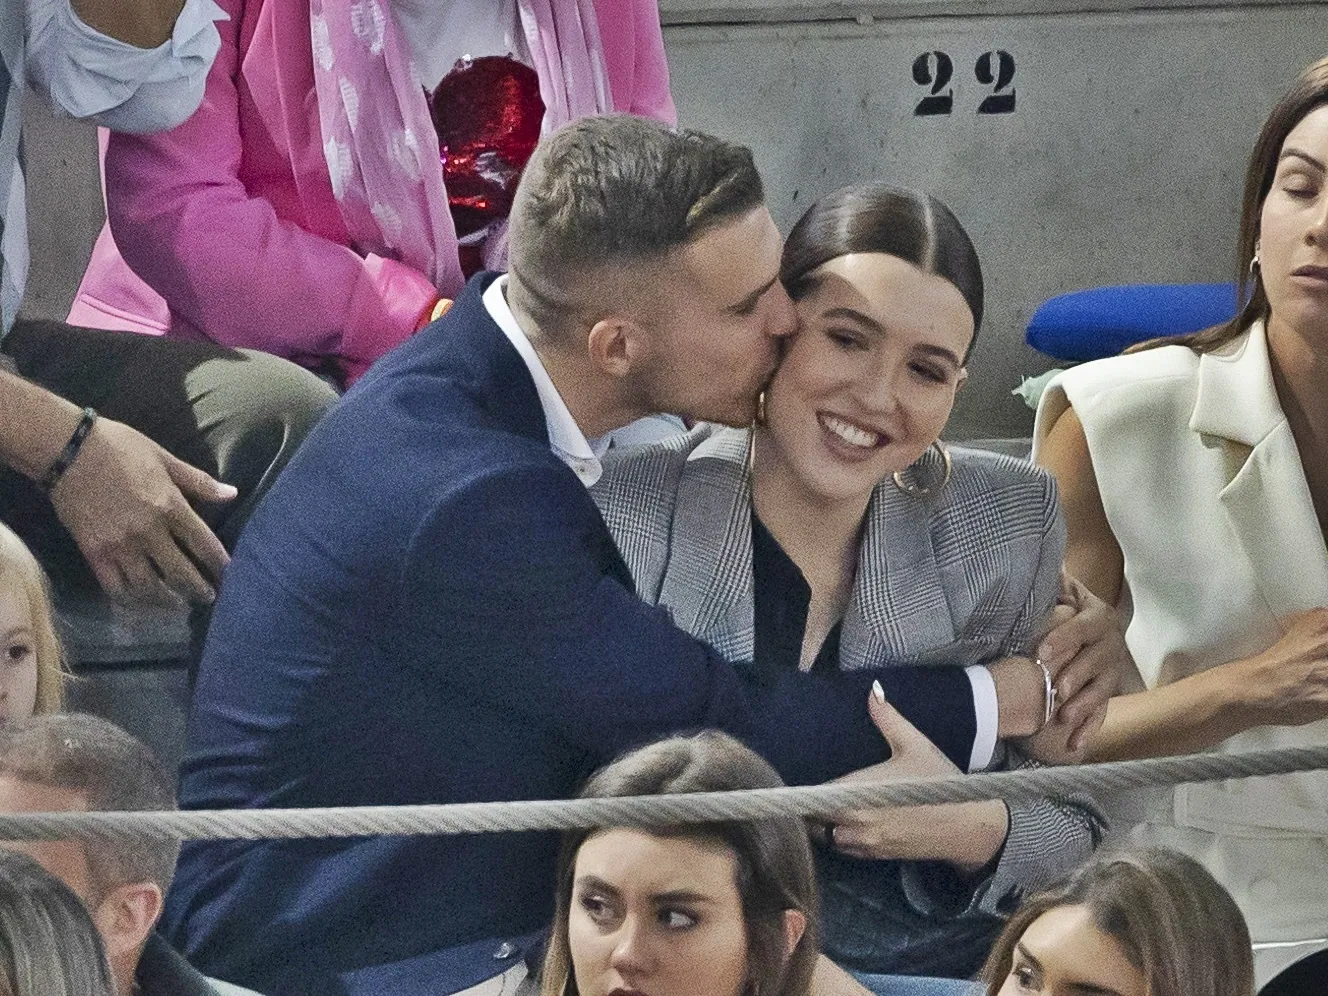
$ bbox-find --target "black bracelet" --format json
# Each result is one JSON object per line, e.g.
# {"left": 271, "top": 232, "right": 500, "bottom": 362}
{"left": 39, "top": 407, "right": 97, "bottom": 494}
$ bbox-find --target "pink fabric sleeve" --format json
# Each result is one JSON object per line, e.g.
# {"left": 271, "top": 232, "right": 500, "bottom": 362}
{"left": 592, "top": 0, "right": 677, "bottom": 124}
{"left": 628, "top": 0, "right": 677, "bottom": 123}
{"left": 101, "top": 1, "right": 439, "bottom": 374}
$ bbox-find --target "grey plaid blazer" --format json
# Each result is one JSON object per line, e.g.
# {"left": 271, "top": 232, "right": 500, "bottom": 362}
{"left": 593, "top": 425, "right": 1104, "bottom": 915}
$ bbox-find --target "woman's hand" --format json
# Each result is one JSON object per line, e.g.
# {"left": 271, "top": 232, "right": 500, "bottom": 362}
{"left": 1235, "top": 607, "right": 1328, "bottom": 726}
{"left": 1031, "top": 573, "right": 1128, "bottom": 755}
{"left": 825, "top": 684, "right": 1008, "bottom": 872}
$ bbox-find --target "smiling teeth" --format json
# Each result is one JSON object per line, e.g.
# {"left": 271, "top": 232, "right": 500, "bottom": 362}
{"left": 822, "top": 414, "right": 879, "bottom": 449}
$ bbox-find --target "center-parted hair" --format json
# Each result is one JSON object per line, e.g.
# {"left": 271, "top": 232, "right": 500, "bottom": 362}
{"left": 541, "top": 731, "right": 819, "bottom": 996}
{"left": 0, "top": 850, "right": 114, "bottom": 996}
{"left": 0, "top": 714, "right": 178, "bottom": 899}
{"left": 981, "top": 848, "right": 1255, "bottom": 996}
{"left": 780, "top": 183, "right": 984, "bottom": 356}
{"left": 507, "top": 114, "right": 765, "bottom": 338}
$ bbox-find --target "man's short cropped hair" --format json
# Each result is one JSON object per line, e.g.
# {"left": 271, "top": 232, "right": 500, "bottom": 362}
{"left": 0, "top": 714, "right": 178, "bottom": 897}
{"left": 507, "top": 114, "right": 765, "bottom": 337}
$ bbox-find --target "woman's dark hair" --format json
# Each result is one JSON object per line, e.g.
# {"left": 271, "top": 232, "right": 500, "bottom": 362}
{"left": 780, "top": 183, "right": 984, "bottom": 355}
{"left": 981, "top": 848, "right": 1254, "bottom": 996}
{"left": 1132, "top": 55, "right": 1328, "bottom": 355}
{"left": 541, "top": 732, "right": 818, "bottom": 996}
{"left": 0, "top": 850, "right": 115, "bottom": 996}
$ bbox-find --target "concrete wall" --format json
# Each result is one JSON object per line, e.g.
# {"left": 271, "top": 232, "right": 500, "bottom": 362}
{"left": 19, "top": 3, "right": 1328, "bottom": 437}
{"left": 660, "top": 2, "right": 1328, "bottom": 436}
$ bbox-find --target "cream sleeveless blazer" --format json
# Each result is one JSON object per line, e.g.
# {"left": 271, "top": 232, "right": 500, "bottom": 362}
{"left": 1032, "top": 321, "right": 1328, "bottom": 982}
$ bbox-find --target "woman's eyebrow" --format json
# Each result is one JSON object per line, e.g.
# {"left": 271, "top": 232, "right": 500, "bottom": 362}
{"left": 821, "top": 306, "right": 885, "bottom": 335}
{"left": 652, "top": 889, "right": 715, "bottom": 904}
{"left": 1014, "top": 942, "right": 1042, "bottom": 972}
{"left": 915, "top": 343, "right": 963, "bottom": 367}
{"left": 0, "top": 626, "right": 31, "bottom": 644}
{"left": 1279, "top": 147, "right": 1326, "bottom": 172}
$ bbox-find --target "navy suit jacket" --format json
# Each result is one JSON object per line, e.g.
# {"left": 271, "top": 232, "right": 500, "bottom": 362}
{"left": 163, "top": 274, "right": 978, "bottom": 995}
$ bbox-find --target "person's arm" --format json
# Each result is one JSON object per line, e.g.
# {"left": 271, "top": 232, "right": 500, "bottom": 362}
{"left": 1036, "top": 404, "right": 1124, "bottom": 606}
{"left": 101, "top": 2, "right": 440, "bottom": 374}
{"left": 1091, "top": 608, "right": 1328, "bottom": 760}
{"left": 26, "top": 0, "right": 224, "bottom": 132}
{"left": 403, "top": 463, "right": 988, "bottom": 785}
{"left": 1038, "top": 402, "right": 1328, "bottom": 759}
{"left": 828, "top": 691, "right": 1104, "bottom": 920}
{"left": 0, "top": 369, "right": 234, "bottom": 603}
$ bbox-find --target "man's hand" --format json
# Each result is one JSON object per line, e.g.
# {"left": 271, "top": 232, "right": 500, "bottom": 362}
{"left": 48, "top": 417, "right": 235, "bottom": 604}
{"left": 1031, "top": 572, "right": 1128, "bottom": 756}
{"left": 826, "top": 685, "right": 1007, "bottom": 872}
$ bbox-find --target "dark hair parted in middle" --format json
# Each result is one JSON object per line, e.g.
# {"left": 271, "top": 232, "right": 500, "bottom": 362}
{"left": 507, "top": 114, "right": 764, "bottom": 338}
{"left": 540, "top": 731, "right": 819, "bottom": 996}
{"left": 781, "top": 183, "right": 984, "bottom": 347}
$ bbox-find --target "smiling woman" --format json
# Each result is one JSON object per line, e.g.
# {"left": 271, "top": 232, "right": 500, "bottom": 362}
{"left": 591, "top": 183, "right": 1114, "bottom": 983}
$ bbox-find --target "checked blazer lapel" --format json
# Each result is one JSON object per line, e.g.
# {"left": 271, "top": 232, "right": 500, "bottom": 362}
{"left": 839, "top": 478, "right": 955, "bottom": 672}
{"left": 657, "top": 428, "right": 757, "bottom": 661}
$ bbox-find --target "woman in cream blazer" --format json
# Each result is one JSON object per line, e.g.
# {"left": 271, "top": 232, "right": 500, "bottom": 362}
{"left": 1034, "top": 57, "right": 1328, "bottom": 983}
{"left": 594, "top": 184, "right": 1106, "bottom": 983}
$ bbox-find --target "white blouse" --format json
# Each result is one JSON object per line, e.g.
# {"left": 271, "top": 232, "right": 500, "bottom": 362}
{"left": 390, "top": 0, "right": 526, "bottom": 88}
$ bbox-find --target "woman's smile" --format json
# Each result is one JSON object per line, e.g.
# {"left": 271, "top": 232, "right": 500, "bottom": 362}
{"left": 818, "top": 412, "right": 891, "bottom": 454}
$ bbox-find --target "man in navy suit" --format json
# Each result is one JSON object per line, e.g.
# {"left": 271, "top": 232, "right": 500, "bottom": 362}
{"left": 165, "top": 116, "right": 1116, "bottom": 995}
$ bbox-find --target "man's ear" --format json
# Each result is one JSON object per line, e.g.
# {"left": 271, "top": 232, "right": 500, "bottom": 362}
{"left": 90, "top": 881, "right": 163, "bottom": 962}
{"left": 586, "top": 315, "right": 649, "bottom": 379}
{"left": 781, "top": 909, "right": 808, "bottom": 961}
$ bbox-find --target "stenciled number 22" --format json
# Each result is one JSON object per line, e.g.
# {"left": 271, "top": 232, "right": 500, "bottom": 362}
{"left": 912, "top": 50, "right": 1016, "bottom": 116}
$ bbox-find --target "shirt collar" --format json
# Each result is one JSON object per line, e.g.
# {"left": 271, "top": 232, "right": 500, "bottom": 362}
{"left": 483, "top": 275, "right": 608, "bottom": 487}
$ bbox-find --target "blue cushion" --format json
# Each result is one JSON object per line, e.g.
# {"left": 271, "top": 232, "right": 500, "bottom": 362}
{"left": 1025, "top": 283, "right": 1240, "bottom": 362}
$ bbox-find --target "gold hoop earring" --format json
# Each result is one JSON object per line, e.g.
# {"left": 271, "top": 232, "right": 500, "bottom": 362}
{"left": 893, "top": 441, "right": 952, "bottom": 499}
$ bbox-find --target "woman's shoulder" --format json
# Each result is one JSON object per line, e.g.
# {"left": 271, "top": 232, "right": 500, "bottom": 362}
{"left": 1049, "top": 340, "right": 1208, "bottom": 415}
{"left": 593, "top": 424, "right": 748, "bottom": 523}
{"left": 944, "top": 447, "right": 1060, "bottom": 522}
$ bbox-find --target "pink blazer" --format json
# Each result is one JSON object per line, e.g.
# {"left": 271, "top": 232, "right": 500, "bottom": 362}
{"left": 68, "top": 0, "right": 676, "bottom": 381}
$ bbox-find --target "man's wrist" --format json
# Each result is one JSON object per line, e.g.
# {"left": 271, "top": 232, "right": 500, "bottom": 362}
{"left": 0, "top": 371, "right": 88, "bottom": 482}
{"left": 989, "top": 656, "right": 1044, "bottom": 739}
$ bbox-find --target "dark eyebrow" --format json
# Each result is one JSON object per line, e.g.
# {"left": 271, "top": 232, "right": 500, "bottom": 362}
{"left": 1279, "top": 147, "right": 1326, "bottom": 173}
{"left": 729, "top": 275, "right": 779, "bottom": 314}
{"left": 822, "top": 306, "right": 963, "bottom": 367}
{"left": 1014, "top": 943, "right": 1042, "bottom": 973}
{"left": 652, "top": 890, "right": 715, "bottom": 905}
{"left": 0, "top": 627, "right": 31, "bottom": 643}
{"left": 1016, "top": 943, "right": 1124, "bottom": 996}
{"left": 574, "top": 876, "right": 714, "bottom": 906}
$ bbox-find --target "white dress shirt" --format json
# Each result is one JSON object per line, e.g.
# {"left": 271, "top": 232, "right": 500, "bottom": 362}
{"left": 483, "top": 275, "right": 608, "bottom": 487}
